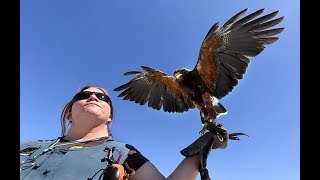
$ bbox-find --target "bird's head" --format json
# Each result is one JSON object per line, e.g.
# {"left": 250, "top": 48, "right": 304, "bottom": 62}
{"left": 173, "top": 68, "right": 191, "bottom": 79}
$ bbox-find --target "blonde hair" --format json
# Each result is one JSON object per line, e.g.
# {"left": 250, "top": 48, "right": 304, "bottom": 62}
{"left": 60, "top": 85, "right": 114, "bottom": 137}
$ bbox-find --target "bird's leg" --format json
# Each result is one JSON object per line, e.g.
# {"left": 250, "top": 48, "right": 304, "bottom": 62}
{"left": 199, "top": 100, "right": 219, "bottom": 135}
{"left": 200, "top": 122, "right": 208, "bottom": 135}
{"left": 201, "top": 121, "right": 216, "bottom": 135}
{"left": 199, "top": 112, "right": 208, "bottom": 135}
{"left": 199, "top": 116, "right": 216, "bottom": 135}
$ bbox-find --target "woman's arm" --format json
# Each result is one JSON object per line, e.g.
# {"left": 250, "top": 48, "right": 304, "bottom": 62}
{"left": 129, "top": 161, "right": 166, "bottom": 180}
{"left": 129, "top": 155, "right": 200, "bottom": 180}
{"left": 127, "top": 127, "right": 230, "bottom": 180}
{"left": 167, "top": 155, "right": 200, "bottom": 180}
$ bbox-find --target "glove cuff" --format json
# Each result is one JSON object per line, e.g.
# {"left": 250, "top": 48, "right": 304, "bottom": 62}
{"left": 180, "top": 132, "right": 215, "bottom": 157}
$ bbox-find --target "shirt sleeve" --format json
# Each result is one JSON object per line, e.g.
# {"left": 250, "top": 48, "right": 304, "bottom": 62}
{"left": 123, "top": 144, "right": 149, "bottom": 172}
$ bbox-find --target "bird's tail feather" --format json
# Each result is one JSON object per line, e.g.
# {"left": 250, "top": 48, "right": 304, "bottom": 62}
{"left": 210, "top": 96, "right": 227, "bottom": 118}
{"left": 214, "top": 102, "right": 227, "bottom": 118}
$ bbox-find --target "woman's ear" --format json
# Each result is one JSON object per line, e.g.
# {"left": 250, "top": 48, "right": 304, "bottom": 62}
{"left": 106, "top": 115, "right": 112, "bottom": 125}
{"left": 67, "top": 112, "right": 72, "bottom": 120}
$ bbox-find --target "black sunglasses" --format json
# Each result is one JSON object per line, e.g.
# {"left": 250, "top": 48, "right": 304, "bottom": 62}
{"left": 72, "top": 91, "right": 111, "bottom": 104}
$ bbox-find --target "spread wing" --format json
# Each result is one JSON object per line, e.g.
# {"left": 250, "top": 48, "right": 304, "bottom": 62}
{"left": 114, "top": 66, "right": 195, "bottom": 113}
{"left": 193, "top": 8, "right": 285, "bottom": 99}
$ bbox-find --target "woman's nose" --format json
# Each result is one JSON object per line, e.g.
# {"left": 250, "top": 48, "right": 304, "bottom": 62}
{"left": 87, "top": 93, "right": 99, "bottom": 101}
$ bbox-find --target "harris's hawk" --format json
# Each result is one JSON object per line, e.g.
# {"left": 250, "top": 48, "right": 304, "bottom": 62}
{"left": 114, "top": 8, "right": 285, "bottom": 134}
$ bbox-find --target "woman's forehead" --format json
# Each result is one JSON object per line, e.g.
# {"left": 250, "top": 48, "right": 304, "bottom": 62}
{"left": 83, "top": 87, "right": 104, "bottom": 93}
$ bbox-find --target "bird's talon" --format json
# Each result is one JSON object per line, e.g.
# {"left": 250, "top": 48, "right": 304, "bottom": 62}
{"left": 199, "top": 123, "right": 209, "bottom": 135}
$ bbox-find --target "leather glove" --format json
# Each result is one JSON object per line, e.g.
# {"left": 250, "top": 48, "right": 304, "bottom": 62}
{"left": 180, "top": 127, "right": 228, "bottom": 157}
{"left": 180, "top": 122, "right": 248, "bottom": 180}
{"left": 210, "top": 123, "right": 228, "bottom": 149}
{"left": 181, "top": 123, "right": 247, "bottom": 157}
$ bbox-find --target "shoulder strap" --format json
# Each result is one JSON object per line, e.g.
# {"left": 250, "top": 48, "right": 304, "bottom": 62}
{"left": 21, "top": 138, "right": 60, "bottom": 158}
{"left": 20, "top": 138, "right": 61, "bottom": 171}
{"left": 101, "top": 138, "right": 130, "bottom": 165}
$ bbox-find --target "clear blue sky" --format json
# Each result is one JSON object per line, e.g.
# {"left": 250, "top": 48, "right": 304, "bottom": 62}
{"left": 20, "top": 0, "right": 299, "bottom": 179}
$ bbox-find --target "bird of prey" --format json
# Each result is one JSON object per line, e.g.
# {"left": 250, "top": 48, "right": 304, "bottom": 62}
{"left": 114, "top": 8, "right": 284, "bottom": 134}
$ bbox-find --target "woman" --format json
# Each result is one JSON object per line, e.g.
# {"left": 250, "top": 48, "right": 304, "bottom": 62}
{"left": 20, "top": 85, "right": 228, "bottom": 179}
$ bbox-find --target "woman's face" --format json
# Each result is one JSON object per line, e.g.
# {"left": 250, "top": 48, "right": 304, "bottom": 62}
{"left": 69, "top": 87, "right": 112, "bottom": 125}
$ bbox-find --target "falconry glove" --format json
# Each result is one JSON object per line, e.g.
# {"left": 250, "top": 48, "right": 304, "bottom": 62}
{"left": 180, "top": 123, "right": 248, "bottom": 180}
{"left": 180, "top": 123, "right": 229, "bottom": 157}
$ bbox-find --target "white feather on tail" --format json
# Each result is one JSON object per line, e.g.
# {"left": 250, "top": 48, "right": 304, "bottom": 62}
{"left": 212, "top": 97, "right": 228, "bottom": 118}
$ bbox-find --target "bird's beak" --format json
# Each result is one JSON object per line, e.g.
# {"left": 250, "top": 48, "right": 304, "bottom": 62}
{"left": 174, "top": 72, "right": 182, "bottom": 79}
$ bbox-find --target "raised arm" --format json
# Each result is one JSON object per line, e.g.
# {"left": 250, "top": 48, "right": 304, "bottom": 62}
{"left": 129, "top": 156, "right": 200, "bottom": 180}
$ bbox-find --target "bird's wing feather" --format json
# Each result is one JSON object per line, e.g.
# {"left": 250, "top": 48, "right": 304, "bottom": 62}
{"left": 194, "top": 8, "right": 284, "bottom": 99}
{"left": 114, "top": 66, "right": 195, "bottom": 113}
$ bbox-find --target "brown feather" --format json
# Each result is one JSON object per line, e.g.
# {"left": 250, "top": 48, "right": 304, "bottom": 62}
{"left": 114, "top": 66, "right": 194, "bottom": 113}
{"left": 194, "top": 36, "right": 223, "bottom": 93}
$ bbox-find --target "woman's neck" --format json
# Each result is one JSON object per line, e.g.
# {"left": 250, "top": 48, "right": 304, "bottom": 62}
{"left": 64, "top": 124, "right": 109, "bottom": 142}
